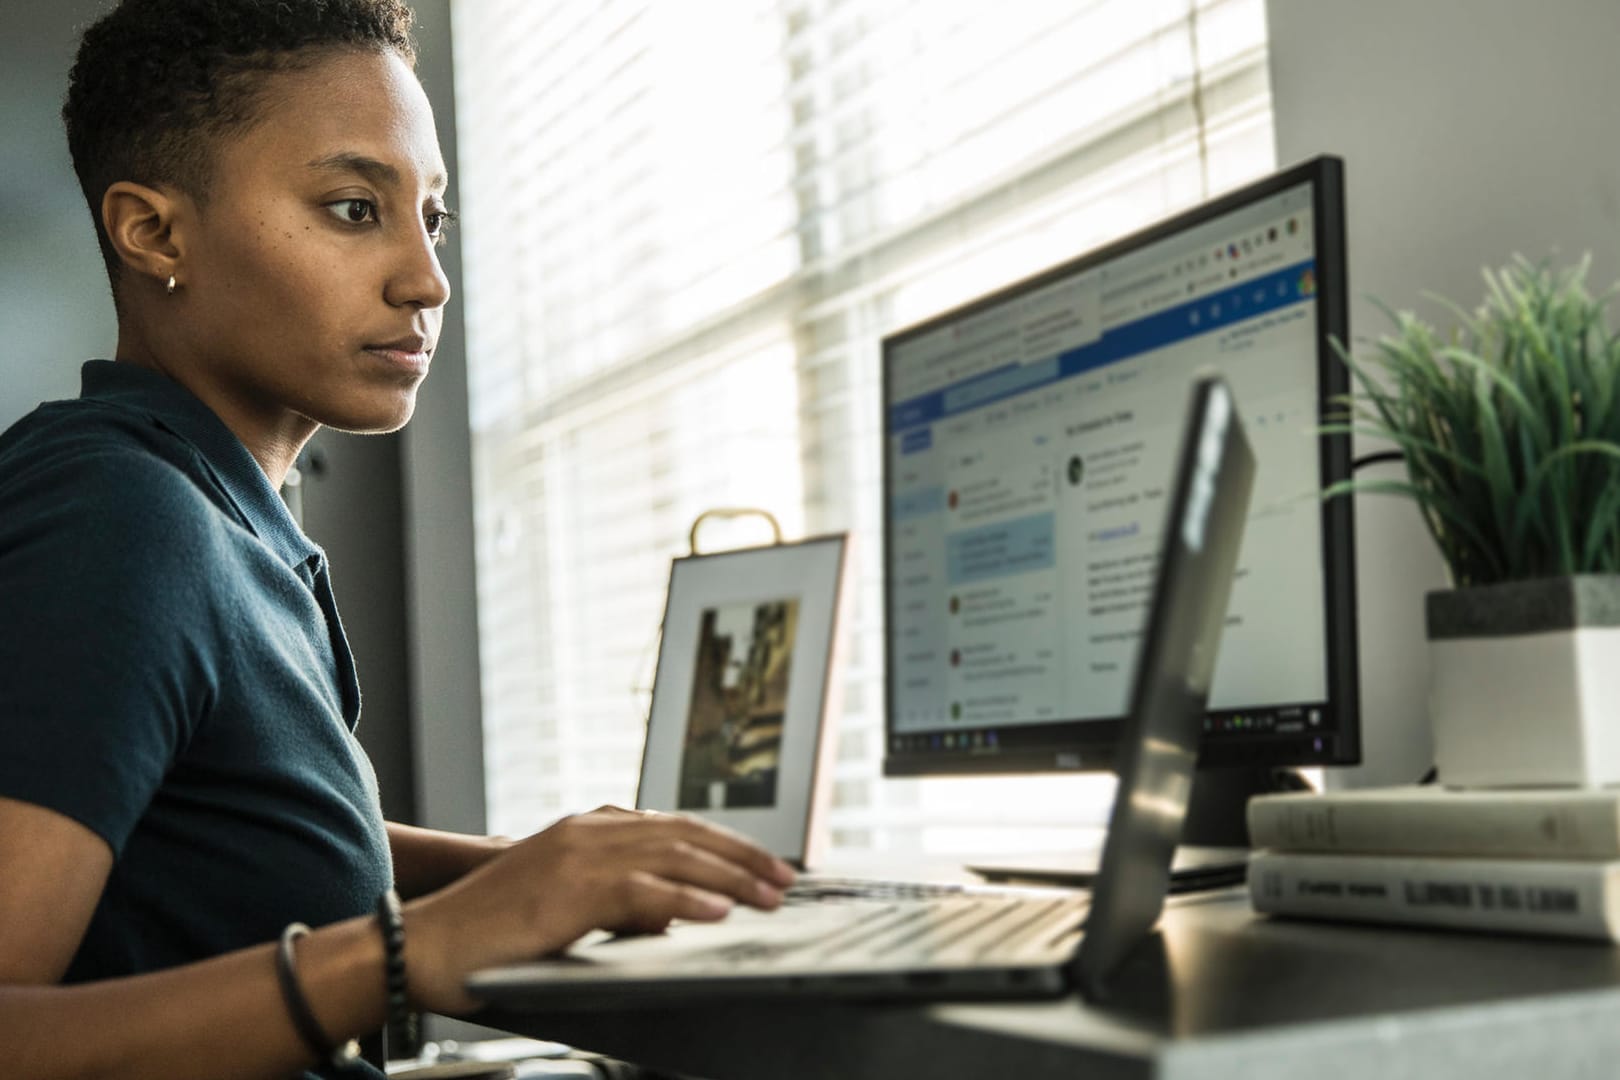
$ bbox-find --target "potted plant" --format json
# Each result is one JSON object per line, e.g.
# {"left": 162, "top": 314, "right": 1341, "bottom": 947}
{"left": 1329, "top": 256, "right": 1620, "bottom": 788}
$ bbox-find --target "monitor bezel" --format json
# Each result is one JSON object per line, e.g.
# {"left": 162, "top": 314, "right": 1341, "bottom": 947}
{"left": 879, "top": 154, "right": 1359, "bottom": 778}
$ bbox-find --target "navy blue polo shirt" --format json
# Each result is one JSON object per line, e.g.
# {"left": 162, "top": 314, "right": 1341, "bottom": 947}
{"left": 0, "top": 361, "right": 392, "bottom": 1077}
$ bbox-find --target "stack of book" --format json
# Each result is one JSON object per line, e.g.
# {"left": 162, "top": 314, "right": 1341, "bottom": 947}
{"left": 1246, "top": 785, "right": 1620, "bottom": 940}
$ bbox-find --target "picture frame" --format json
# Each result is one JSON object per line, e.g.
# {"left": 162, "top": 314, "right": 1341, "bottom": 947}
{"left": 636, "top": 533, "right": 851, "bottom": 868}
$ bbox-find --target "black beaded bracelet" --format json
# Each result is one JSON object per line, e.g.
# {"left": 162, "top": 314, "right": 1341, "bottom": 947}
{"left": 377, "top": 888, "right": 415, "bottom": 1052}
{"left": 275, "top": 922, "right": 361, "bottom": 1068}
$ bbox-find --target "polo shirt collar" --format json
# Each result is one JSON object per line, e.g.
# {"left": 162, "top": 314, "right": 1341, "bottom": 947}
{"left": 79, "top": 360, "right": 322, "bottom": 569}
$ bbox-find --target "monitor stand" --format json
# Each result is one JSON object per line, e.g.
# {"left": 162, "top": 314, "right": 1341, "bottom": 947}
{"left": 964, "top": 765, "right": 1311, "bottom": 890}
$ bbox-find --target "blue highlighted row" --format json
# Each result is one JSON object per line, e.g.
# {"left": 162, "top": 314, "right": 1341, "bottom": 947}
{"left": 890, "top": 259, "right": 1316, "bottom": 433}
{"left": 946, "top": 512, "right": 1055, "bottom": 586}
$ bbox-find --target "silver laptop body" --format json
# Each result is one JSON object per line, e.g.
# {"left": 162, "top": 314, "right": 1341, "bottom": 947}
{"left": 467, "top": 373, "right": 1255, "bottom": 1006}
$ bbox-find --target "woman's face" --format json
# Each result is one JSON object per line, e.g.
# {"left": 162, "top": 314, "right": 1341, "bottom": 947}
{"left": 169, "top": 47, "right": 451, "bottom": 442}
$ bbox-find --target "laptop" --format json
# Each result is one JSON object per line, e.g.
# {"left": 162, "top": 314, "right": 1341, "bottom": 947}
{"left": 467, "top": 372, "right": 1255, "bottom": 1006}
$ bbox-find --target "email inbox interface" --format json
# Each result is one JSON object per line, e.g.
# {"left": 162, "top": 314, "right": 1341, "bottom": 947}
{"left": 887, "top": 185, "right": 1327, "bottom": 740}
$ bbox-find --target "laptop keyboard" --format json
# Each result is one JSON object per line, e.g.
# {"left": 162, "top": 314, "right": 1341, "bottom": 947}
{"left": 785, "top": 875, "right": 968, "bottom": 904}
{"left": 826, "top": 897, "right": 1080, "bottom": 963}
{"left": 727, "top": 890, "right": 1089, "bottom": 968}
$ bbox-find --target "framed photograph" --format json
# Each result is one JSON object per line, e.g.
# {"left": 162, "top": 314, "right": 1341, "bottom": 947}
{"left": 636, "top": 533, "right": 851, "bottom": 867}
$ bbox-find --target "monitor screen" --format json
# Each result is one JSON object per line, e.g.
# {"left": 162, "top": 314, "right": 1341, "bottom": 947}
{"left": 881, "top": 156, "right": 1357, "bottom": 778}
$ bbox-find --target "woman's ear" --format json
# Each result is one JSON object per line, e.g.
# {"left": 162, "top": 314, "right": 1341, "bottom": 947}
{"left": 101, "top": 181, "right": 186, "bottom": 292}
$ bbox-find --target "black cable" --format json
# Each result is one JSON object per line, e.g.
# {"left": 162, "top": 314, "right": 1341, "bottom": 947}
{"left": 1351, "top": 450, "right": 1405, "bottom": 471}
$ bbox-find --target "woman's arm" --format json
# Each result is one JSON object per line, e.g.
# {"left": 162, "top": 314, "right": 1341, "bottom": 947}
{"left": 0, "top": 798, "right": 794, "bottom": 1080}
{"left": 0, "top": 797, "right": 111, "bottom": 984}
{"left": 387, "top": 821, "right": 511, "bottom": 899}
{"left": 1, "top": 902, "right": 389, "bottom": 1080}
{"left": 387, "top": 807, "right": 669, "bottom": 898}
{"left": 0, "top": 794, "right": 388, "bottom": 1080}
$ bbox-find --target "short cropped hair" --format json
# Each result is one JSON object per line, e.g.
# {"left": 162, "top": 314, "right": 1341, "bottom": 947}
{"left": 63, "top": 0, "right": 418, "bottom": 300}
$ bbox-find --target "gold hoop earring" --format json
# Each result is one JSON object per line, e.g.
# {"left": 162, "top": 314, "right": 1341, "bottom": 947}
{"left": 166, "top": 275, "right": 178, "bottom": 295}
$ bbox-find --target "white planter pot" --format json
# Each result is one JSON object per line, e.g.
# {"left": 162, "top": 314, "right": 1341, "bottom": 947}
{"left": 1428, "top": 576, "right": 1620, "bottom": 789}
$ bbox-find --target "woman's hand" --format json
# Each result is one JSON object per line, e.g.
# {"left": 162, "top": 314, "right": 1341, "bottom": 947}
{"left": 401, "top": 807, "right": 796, "bottom": 1013}
{"left": 387, "top": 821, "right": 515, "bottom": 898}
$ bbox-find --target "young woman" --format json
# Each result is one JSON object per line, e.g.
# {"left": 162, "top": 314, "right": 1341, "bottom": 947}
{"left": 0, "top": 2, "right": 795, "bottom": 1077}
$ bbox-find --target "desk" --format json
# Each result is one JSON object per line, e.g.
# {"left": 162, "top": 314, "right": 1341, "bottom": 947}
{"left": 480, "top": 889, "right": 1620, "bottom": 1079}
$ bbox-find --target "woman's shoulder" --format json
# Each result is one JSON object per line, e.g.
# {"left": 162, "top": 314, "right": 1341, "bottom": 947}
{"left": 6, "top": 393, "right": 210, "bottom": 482}
{"left": 0, "top": 398, "right": 231, "bottom": 560}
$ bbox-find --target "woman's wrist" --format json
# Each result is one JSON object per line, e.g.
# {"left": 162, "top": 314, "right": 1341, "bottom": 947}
{"left": 395, "top": 891, "right": 475, "bottom": 1016}
{"left": 273, "top": 912, "right": 392, "bottom": 1066}
{"left": 387, "top": 823, "right": 515, "bottom": 898}
{"left": 275, "top": 921, "right": 363, "bottom": 1067}
{"left": 375, "top": 889, "right": 416, "bottom": 1058}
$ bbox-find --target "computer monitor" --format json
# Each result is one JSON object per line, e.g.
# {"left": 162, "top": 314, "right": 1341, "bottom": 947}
{"left": 880, "top": 156, "right": 1357, "bottom": 846}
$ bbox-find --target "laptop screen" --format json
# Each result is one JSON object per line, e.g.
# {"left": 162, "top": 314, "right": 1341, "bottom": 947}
{"left": 1073, "top": 373, "right": 1255, "bottom": 998}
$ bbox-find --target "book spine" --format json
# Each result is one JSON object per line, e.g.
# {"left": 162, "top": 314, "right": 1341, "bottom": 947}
{"left": 1249, "top": 852, "right": 1620, "bottom": 940}
{"left": 1246, "top": 796, "right": 1620, "bottom": 858}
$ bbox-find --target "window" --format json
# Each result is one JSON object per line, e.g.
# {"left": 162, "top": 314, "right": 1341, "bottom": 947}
{"left": 451, "top": 0, "right": 1276, "bottom": 849}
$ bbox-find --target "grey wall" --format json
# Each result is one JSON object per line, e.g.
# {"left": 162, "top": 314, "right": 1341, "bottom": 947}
{"left": 398, "top": 0, "right": 488, "bottom": 837}
{"left": 299, "top": 431, "right": 418, "bottom": 824}
{"left": 0, "top": 0, "right": 486, "bottom": 830}
{"left": 1267, "top": 0, "right": 1620, "bottom": 787}
{"left": 1, "top": 1, "right": 115, "bottom": 428}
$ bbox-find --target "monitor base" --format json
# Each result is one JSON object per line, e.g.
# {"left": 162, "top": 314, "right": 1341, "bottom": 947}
{"left": 964, "top": 765, "right": 1310, "bottom": 891}
{"left": 1181, "top": 764, "right": 1314, "bottom": 847}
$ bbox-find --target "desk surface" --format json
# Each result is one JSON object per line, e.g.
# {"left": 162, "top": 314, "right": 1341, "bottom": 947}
{"left": 480, "top": 890, "right": 1620, "bottom": 1080}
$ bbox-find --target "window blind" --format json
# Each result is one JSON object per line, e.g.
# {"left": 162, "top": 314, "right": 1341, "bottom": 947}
{"left": 450, "top": 0, "right": 1276, "bottom": 848}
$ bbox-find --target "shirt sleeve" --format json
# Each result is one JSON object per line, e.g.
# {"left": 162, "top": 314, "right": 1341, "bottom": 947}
{"left": 0, "top": 442, "right": 223, "bottom": 855}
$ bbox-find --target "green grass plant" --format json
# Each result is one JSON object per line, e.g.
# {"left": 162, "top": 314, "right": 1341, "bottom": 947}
{"left": 1327, "top": 256, "right": 1620, "bottom": 587}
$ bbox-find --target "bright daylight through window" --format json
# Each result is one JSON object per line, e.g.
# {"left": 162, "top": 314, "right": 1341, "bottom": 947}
{"left": 450, "top": 0, "right": 1277, "bottom": 854}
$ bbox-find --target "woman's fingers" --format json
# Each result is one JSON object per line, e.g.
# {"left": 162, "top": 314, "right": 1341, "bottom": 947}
{"left": 586, "top": 804, "right": 644, "bottom": 819}
{"left": 631, "top": 837, "right": 787, "bottom": 911}
{"left": 565, "top": 810, "right": 796, "bottom": 903}
{"left": 614, "top": 870, "right": 736, "bottom": 929}
{"left": 632, "top": 814, "right": 797, "bottom": 891}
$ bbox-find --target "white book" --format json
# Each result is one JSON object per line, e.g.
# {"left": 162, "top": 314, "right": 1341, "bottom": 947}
{"left": 1246, "top": 784, "right": 1620, "bottom": 859}
{"left": 1249, "top": 851, "right": 1620, "bottom": 941}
